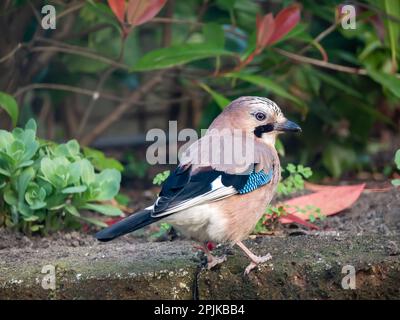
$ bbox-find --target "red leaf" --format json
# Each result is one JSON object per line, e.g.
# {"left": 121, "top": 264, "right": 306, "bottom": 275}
{"left": 127, "top": 0, "right": 166, "bottom": 26}
{"left": 256, "top": 13, "right": 275, "bottom": 53}
{"left": 284, "top": 213, "right": 319, "bottom": 229}
{"left": 268, "top": 4, "right": 301, "bottom": 45}
{"left": 304, "top": 182, "right": 334, "bottom": 192}
{"left": 108, "top": 0, "right": 126, "bottom": 23}
{"left": 105, "top": 217, "right": 124, "bottom": 226}
{"left": 280, "top": 183, "right": 365, "bottom": 224}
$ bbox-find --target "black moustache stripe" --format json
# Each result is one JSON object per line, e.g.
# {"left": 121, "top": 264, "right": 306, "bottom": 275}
{"left": 254, "top": 123, "right": 274, "bottom": 138}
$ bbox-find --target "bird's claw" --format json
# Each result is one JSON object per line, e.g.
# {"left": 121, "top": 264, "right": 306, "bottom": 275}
{"left": 207, "top": 255, "right": 227, "bottom": 270}
{"left": 244, "top": 253, "right": 272, "bottom": 275}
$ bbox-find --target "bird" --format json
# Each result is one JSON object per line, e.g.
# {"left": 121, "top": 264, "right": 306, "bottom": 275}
{"left": 95, "top": 96, "right": 301, "bottom": 274}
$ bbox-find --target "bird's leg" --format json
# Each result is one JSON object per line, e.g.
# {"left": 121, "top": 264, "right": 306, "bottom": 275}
{"left": 193, "top": 243, "right": 227, "bottom": 269}
{"left": 236, "top": 241, "right": 272, "bottom": 275}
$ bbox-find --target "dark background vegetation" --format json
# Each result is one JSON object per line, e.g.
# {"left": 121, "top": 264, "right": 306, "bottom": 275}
{"left": 1, "top": 0, "right": 399, "bottom": 185}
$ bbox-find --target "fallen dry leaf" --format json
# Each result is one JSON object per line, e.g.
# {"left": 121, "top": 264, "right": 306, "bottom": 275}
{"left": 280, "top": 183, "right": 365, "bottom": 225}
{"left": 284, "top": 213, "right": 319, "bottom": 229}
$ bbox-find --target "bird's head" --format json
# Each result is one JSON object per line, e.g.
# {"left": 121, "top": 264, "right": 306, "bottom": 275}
{"left": 210, "top": 96, "right": 301, "bottom": 147}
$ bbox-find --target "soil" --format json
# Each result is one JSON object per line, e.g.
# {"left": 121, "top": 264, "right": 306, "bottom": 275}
{"left": 1, "top": 183, "right": 399, "bottom": 299}
{"left": 0, "top": 185, "right": 398, "bottom": 265}
{"left": 317, "top": 188, "right": 400, "bottom": 236}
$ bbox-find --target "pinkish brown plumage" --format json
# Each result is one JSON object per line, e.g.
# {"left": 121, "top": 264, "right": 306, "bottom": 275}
{"left": 96, "top": 96, "right": 301, "bottom": 274}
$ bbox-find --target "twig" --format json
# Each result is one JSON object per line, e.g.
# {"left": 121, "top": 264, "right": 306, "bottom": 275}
{"left": 151, "top": 17, "right": 202, "bottom": 26}
{"left": 298, "top": 23, "right": 337, "bottom": 56}
{"left": 30, "top": 46, "right": 129, "bottom": 70}
{"left": 14, "top": 83, "right": 124, "bottom": 101}
{"left": 273, "top": 48, "right": 368, "bottom": 75}
{"left": 77, "top": 68, "right": 115, "bottom": 137}
{"left": 57, "top": 1, "right": 85, "bottom": 20}
{"left": 27, "top": 0, "right": 41, "bottom": 25}
{"left": 162, "top": 0, "right": 175, "bottom": 47}
{"left": 0, "top": 43, "right": 24, "bottom": 63}
{"left": 80, "top": 71, "right": 166, "bottom": 146}
{"left": 77, "top": 36, "right": 127, "bottom": 137}
{"left": 13, "top": 82, "right": 197, "bottom": 105}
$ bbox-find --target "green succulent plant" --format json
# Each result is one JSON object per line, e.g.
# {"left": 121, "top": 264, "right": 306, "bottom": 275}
{"left": 0, "top": 120, "right": 123, "bottom": 234}
{"left": 392, "top": 150, "right": 400, "bottom": 187}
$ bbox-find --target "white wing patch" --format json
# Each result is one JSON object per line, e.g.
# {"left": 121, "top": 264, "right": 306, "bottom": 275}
{"left": 211, "top": 175, "right": 224, "bottom": 190}
{"left": 150, "top": 175, "right": 237, "bottom": 218}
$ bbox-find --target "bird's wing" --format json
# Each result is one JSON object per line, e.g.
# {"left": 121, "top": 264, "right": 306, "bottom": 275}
{"left": 151, "top": 133, "right": 279, "bottom": 218}
{"left": 179, "top": 133, "right": 276, "bottom": 174}
{"left": 150, "top": 164, "right": 274, "bottom": 218}
{"left": 150, "top": 166, "right": 240, "bottom": 217}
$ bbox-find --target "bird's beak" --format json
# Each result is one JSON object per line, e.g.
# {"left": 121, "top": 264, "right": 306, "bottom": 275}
{"left": 274, "top": 119, "right": 302, "bottom": 133}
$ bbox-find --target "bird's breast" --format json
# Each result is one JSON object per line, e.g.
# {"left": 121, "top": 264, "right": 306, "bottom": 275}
{"left": 164, "top": 203, "right": 229, "bottom": 243}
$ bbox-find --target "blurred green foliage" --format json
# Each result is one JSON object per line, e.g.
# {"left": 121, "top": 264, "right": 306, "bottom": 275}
{"left": 277, "top": 163, "right": 313, "bottom": 195}
{"left": 0, "top": 0, "right": 399, "bottom": 181}
{"left": 392, "top": 149, "right": 400, "bottom": 186}
{"left": 153, "top": 170, "right": 171, "bottom": 185}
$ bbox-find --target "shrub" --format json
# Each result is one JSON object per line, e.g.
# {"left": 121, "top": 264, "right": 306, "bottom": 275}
{"left": 0, "top": 120, "right": 123, "bottom": 234}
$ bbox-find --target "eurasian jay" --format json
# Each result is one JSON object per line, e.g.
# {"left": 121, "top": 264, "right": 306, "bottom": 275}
{"left": 96, "top": 96, "right": 301, "bottom": 274}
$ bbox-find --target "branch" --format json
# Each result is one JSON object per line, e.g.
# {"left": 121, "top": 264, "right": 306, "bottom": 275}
{"left": 57, "top": 1, "right": 85, "bottom": 20}
{"left": 0, "top": 43, "right": 24, "bottom": 64}
{"left": 80, "top": 71, "right": 166, "bottom": 146}
{"left": 77, "top": 36, "right": 127, "bottom": 137}
{"left": 13, "top": 82, "right": 195, "bottom": 104}
{"left": 151, "top": 17, "right": 202, "bottom": 26}
{"left": 30, "top": 46, "right": 129, "bottom": 70}
{"left": 273, "top": 48, "right": 368, "bottom": 75}
{"left": 13, "top": 83, "right": 125, "bottom": 102}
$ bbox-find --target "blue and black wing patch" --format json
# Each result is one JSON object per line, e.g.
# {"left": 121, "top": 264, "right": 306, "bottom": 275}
{"left": 151, "top": 165, "right": 274, "bottom": 217}
{"left": 95, "top": 165, "right": 273, "bottom": 242}
{"left": 237, "top": 169, "right": 273, "bottom": 194}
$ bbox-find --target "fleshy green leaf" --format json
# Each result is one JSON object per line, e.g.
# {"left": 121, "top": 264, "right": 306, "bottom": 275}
{"left": 395, "top": 149, "right": 400, "bottom": 169}
{"left": 54, "top": 140, "right": 81, "bottom": 158}
{"left": 82, "top": 203, "right": 123, "bottom": 216}
{"left": 0, "top": 92, "right": 19, "bottom": 127}
{"left": 62, "top": 185, "right": 87, "bottom": 194}
{"left": 25, "top": 119, "right": 37, "bottom": 133}
{"left": 40, "top": 157, "right": 72, "bottom": 189}
{"left": 17, "top": 168, "right": 35, "bottom": 205}
{"left": 83, "top": 147, "right": 124, "bottom": 172}
{"left": 94, "top": 169, "right": 121, "bottom": 200}
{"left": 79, "top": 159, "right": 96, "bottom": 184}
{"left": 65, "top": 205, "right": 80, "bottom": 217}
{"left": 79, "top": 216, "right": 108, "bottom": 228}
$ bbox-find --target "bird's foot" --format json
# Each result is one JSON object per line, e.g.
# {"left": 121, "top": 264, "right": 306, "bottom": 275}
{"left": 244, "top": 253, "right": 272, "bottom": 275}
{"left": 207, "top": 254, "right": 227, "bottom": 270}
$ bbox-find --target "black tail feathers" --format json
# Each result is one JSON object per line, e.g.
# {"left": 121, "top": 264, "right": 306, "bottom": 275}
{"left": 95, "top": 209, "right": 159, "bottom": 242}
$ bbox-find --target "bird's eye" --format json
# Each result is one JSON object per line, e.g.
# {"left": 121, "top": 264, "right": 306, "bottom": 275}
{"left": 255, "top": 112, "right": 266, "bottom": 121}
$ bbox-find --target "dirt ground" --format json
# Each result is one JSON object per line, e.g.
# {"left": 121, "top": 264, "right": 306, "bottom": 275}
{"left": 0, "top": 185, "right": 399, "bottom": 299}
{"left": 308, "top": 186, "right": 400, "bottom": 236}
{"left": 0, "top": 186, "right": 399, "bottom": 263}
